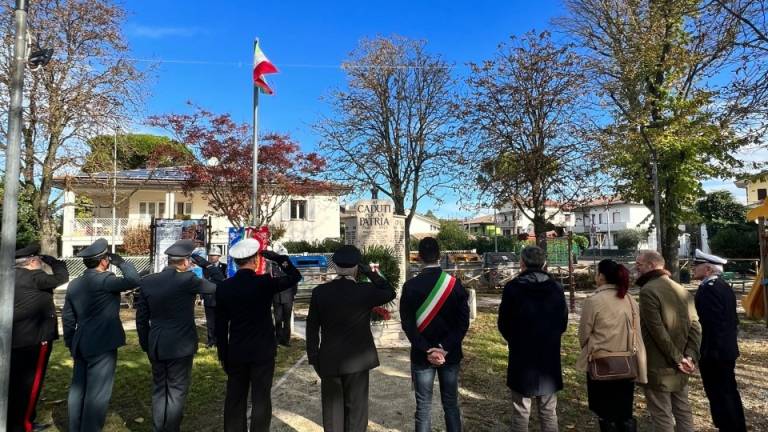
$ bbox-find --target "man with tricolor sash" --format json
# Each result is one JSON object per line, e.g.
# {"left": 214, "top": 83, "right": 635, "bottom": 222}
{"left": 400, "top": 237, "right": 470, "bottom": 432}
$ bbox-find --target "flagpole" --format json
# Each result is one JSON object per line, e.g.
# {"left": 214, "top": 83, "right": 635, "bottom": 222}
{"left": 252, "top": 38, "right": 259, "bottom": 227}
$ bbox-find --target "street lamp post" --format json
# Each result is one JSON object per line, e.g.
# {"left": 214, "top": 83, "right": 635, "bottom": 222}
{"left": 0, "top": 0, "right": 30, "bottom": 425}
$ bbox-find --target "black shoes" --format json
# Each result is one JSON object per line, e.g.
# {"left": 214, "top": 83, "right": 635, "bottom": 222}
{"left": 598, "top": 418, "right": 637, "bottom": 432}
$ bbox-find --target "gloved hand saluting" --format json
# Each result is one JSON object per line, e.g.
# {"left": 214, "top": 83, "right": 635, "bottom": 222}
{"left": 107, "top": 253, "right": 125, "bottom": 266}
{"left": 190, "top": 253, "right": 212, "bottom": 268}
{"left": 39, "top": 255, "right": 58, "bottom": 266}
{"left": 260, "top": 250, "right": 288, "bottom": 264}
{"left": 358, "top": 262, "right": 374, "bottom": 276}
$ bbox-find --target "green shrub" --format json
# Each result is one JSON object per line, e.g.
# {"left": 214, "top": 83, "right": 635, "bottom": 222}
{"left": 710, "top": 225, "right": 760, "bottom": 259}
{"left": 614, "top": 229, "right": 644, "bottom": 251}
{"left": 283, "top": 238, "right": 344, "bottom": 254}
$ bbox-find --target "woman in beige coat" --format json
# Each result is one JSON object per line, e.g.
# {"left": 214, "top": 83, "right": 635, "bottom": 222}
{"left": 577, "top": 259, "right": 647, "bottom": 432}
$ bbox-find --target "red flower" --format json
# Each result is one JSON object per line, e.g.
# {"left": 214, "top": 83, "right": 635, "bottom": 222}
{"left": 371, "top": 306, "right": 391, "bottom": 321}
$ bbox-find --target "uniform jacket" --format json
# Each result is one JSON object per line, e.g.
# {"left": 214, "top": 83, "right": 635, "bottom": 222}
{"left": 12, "top": 259, "right": 69, "bottom": 348}
{"left": 201, "top": 262, "right": 227, "bottom": 308}
{"left": 62, "top": 262, "right": 140, "bottom": 358}
{"left": 637, "top": 269, "right": 701, "bottom": 392}
{"left": 215, "top": 263, "right": 301, "bottom": 368}
{"left": 695, "top": 276, "right": 739, "bottom": 362}
{"left": 498, "top": 269, "right": 568, "bottom": 397}
{"left": 135, "top": 267, "right": 216, "bottom": 361}
{"left": 400, "top": 266, "right": 470, "bottom": 367}
{"left": 577, "top": 284, "right": 648, "bottom": 384}
{"left": 306, "top": 273, "right": 396, "bottom": 377}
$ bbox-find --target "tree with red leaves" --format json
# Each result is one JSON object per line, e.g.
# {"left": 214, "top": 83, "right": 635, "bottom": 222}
{"left": 149, "top": 106, "right": 334, "bottom": 227}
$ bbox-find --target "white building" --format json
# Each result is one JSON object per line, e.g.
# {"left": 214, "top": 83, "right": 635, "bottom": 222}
{"left": 408, "top": 213, "right": 441, "bottom": 235}
{"left": 572, "top": 199, "right": 656, "bottom": 250}
{"left": 54, "top": 167, "right": 349, "bottom": 257}
{"left": 495, "top": 201, "right": 574, "bottom": 236}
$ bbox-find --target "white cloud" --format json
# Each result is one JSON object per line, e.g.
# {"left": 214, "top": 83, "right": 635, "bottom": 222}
{"left": 127, "top": 25, "right": 207, "bottom": 39}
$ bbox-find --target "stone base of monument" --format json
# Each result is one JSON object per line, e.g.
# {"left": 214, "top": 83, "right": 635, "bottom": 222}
{"left": 371, "top": 319, "right": 410, "bottom": 348}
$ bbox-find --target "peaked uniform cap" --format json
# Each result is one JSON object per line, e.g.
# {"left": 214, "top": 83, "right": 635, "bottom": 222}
{"left": 693, "top": 248, "right": 727, "bottom": 265}
{"left": 332, "top": 245, "right": 361, "bottom": 268}
{"left": 165, "top": 239, "right": 196, "bottom": 257}
{"left": 15, "top": 243, "right": 40, "bottom": 258}
{"left": 230, "top": 238, "right": 261, "bottom": 259}
{"left": 76, "top": 238, "right": 109, "bottom": 259}
{"left": 209, "top": 246, "right": 222, "bottom": 256}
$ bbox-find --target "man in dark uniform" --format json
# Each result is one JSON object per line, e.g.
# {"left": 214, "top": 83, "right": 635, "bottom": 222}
{"left": 271, "top": 243, "right": 297, "bottom": 347}
{"left": 62, "top": 238, "right": 140, "bottom": 432}
{"left": 401, "top": 237, "right": 470, "bottom": 432}
{"left": 135, "top": 239, "right": 222, "bottom": 432}
{"left": 8, "top": 243, "right": 69, "bottom": 432}
{"left": 201, "top": 246, "right": 226, "bottom": 348}
{"left": 215, "top": 238, "right": 301, "bottom": 432}
{"left": 306, "top": 245, "right": 396, "bottom": 432}
{"left": 692, "top": 249, "right": 747, "bottom": 432}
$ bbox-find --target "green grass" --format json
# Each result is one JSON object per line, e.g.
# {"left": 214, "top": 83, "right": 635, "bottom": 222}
{"left": 37, "top": 328, "right": 306, "bottom": 431}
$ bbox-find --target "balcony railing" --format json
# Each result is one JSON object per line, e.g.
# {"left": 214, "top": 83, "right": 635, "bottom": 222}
{"left": 67, "top": 218, "right": 131, "bottom": 238}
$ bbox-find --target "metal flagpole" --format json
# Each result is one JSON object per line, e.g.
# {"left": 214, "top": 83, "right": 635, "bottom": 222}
{"left": 251, "top": 38, "right": 260, "bottom": 227}
{"left": 0, "top": 0, "right": 29, "bottom": 425}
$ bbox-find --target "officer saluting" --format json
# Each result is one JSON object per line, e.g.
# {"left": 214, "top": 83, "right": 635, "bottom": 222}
{"left": 135, "top": 239, "right": 223, "bottom": 432}
{"left": 62, "top": 238, "right": 141, "bottom": 432}
{"left": 8, "top": 243, "right": 68, "bottom": 432}
{"left": 201, "top": 246, "right": 226, "bottom": 348}
{"left": 306, "top": 245, "right": 396, "bottom": 432}
{"left": 692, "top": 249, "right": 747, "bottom": 432}
{"left": 215, "top": 238, "right": 301, "bottom": 432}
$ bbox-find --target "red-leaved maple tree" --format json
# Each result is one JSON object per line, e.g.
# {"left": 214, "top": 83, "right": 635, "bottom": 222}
{"left": 148, "top": 105, "right": 335, "bottom": 227}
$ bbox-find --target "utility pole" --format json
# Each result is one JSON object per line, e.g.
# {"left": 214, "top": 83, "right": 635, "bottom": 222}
{"left": 639, "top": 125, "right": 663, "bottom": 253}
{"left": 111, "top": 129, "right": 118, "bottom": 253}
{"left": 0, "top": 0, "right": 29, "bottom": 426}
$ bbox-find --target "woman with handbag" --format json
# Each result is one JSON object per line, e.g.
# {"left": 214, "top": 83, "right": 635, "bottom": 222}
{"left": 577, "top": 259, "right": 647, "bottom": 432}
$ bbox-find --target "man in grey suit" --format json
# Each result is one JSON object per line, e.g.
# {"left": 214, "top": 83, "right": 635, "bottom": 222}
{"left": 63, "top": 238, "right": 141, "bottom": 432}
{"left": 136, "top": 239, "right": 222, "bottom": 432}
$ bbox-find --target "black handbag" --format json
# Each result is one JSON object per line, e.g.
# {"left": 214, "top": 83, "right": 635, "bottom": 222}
{"left": 588, "top": 297, "right": 639, "bottom": 381}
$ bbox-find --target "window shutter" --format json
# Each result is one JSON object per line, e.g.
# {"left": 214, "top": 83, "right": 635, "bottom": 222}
{"left": 281, "top": 200, "right": 292, "bottom": 221}
{"left": 307, "top": 199, "right": 316, "bottom": 221}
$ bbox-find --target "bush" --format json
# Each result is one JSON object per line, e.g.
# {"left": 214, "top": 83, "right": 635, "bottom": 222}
{"left": 359, "top": 245, "right": 401, "bottom": 288}
{"left": 470, "top": 236, "right": 522, "bottom": 254}
{"left": 283, "top": 238, "right": 343, "bottom": 254}
{"left": 710, "top": 225, "right": 760, "bottom": 259}
{"left": 436, "top": 220, "right": 471, "bottom": 251}
{"left": 614, "top": 229, "right": 644, "bottom": 251}
{"left": 122, "top": 225, "right": 151, "bottom": 255}
{"left": 572, "top": 234, "right": 589, "bottom": 250}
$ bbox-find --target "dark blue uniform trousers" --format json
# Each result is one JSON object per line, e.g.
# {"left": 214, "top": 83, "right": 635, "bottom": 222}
{"left": 151, "top": 356, "right": 193, "bottom": 432}
{"left": 700, "top": 358, "right": 747, "bottom": 432}
{"left": 67, "top": 349, "right": 118, "bottom": 432}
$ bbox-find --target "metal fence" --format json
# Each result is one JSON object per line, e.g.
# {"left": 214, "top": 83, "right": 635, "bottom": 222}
{"left": 62, "top": 256, "right": 152, "bottom": 280}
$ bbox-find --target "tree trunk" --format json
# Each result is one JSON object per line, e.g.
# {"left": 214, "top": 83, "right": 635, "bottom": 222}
{"left": 40, "top": 216, "right": 58, "bottom": 256}
{"left": 663, "top": 223, "right": 681, "bottom": 281}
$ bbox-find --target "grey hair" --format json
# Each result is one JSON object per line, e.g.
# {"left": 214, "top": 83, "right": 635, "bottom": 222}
{"left": 336, "top": 266, "right": 358, "bottom": 278}
{"left": 705, "top": 263, "right": 724, "bottom": 274}
{"left": 637, "top": 250, "right": 665, "bottom": 267}
{"left": 521, "top": 246, "right": 546, "bottom": 269}
{"left": 14, "top": 257, "right": 31, "bottom": 267}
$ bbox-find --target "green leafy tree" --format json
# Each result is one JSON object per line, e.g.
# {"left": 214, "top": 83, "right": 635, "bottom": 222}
{"left": 563, "top": 0, "right": 751, "bottom": 277}
{"left": 614, "top": 229, "right": 644, "bottom": 251}
{"left": 696, "top": 190, "right": 746, "bottom": 236}
{"left": 436, "top": 220, "right": 471, "bottom": 251}
{"left": 82, "top": 134, "right": 191, "bottom": 173}
{"left": 710, "top": 226, "right": 760, "bottom": 258}
{"left": 0, "top": 183, "right": 40, "bottom": 246}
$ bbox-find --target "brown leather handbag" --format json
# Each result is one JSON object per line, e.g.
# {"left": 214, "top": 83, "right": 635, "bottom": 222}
{"left": 588, "top": 297, "right": 639, "bottom": 381}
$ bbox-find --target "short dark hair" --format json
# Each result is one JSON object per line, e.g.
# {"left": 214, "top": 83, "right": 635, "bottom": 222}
{"left": 234, "top": 256, "right": 255, "bottom": 267}
{"left": 83, "top": 256, "right": 105, "bottom": 269}
{"left": 418, "top": 237, "right": 440, "bottom": 263}
{"left": 520, "top": 246, "right": 546, "bottom": 269}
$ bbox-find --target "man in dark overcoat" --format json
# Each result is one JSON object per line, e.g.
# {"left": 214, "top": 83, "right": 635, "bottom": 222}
{"left": 692, "top": 249, "right": 746, "bottom": 432}
{"left": 498, "top": 245, "right": 568, "bottom": 432}
{"left": 135, "top": 239, "right": 222, "bottom": 432}
{"left": 201, "top": 246, "right": 226, "bottom": 347}
{"left": 215, "top": 239, "right": 301, "bottom": 432}
{"left": 8, "top": 243, "right": 69, "bottom": 432}
{"left": 63, "top": 238, "right": 140, "bottom": 432}
{"left": 306, "top": 245, "right": 396, "bottom": 432}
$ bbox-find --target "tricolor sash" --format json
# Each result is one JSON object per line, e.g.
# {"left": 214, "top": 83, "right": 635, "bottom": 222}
{"left": 416, "top": 272, "right": 457, "bottom": 333}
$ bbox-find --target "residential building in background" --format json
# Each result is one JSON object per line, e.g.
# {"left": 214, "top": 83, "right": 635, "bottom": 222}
{"left": 54, "top": 167, "right": 348, "bottom": 257}
{"left": 735, "top": 173, "right": 768, "bottom": 206}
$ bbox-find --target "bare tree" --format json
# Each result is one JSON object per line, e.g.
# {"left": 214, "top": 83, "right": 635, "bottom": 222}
{"left": 0, "top": 0, "right": 146, "bottom": 253}
{"left": 460, "top": 31, "right": 601, "bottom": 250}
{"left": 316, "top": 36, "right": 460, "bottom": 253}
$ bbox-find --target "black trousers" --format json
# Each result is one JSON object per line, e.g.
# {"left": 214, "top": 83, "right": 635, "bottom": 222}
{"left": 272, "top": 300, "right": 293, "bottom": 345}
{"left": 7, "top": 341, "right": 53, "bottom": 432}
{"left": 150, "top": 356, "right": 193, "bottom": 432}
{"left": 700, "top": 358, "right": 747, "bottom": 432}
{"left": 224, "top": 360, "right": 275, "bottom": 432}
{"left": 68, "top": 349, "right": 118, "bottom": 432}
{"left": 321, "top": 371, "right": 370, "bottom": 432}
{"left": 586, "top": 374, "right": 635, "bottom": 422}
{"left": 204, "top": 306, "right": 216, "bottom": 346}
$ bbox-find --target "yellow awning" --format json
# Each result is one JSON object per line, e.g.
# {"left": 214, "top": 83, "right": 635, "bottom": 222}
{"left": 746, "top": 200, "right": 768, "bottom": 221}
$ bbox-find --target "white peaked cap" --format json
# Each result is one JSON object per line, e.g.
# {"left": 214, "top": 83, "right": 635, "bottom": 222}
{"left": 229, "top": 238, "right": 262, "bottom": 259}
{"left": 694, "top": 248, "right": 727, "bottom": 265}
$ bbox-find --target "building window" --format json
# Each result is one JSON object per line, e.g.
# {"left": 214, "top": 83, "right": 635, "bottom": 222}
{"left": 139, "top": 201, "right": 165, "bottom": 218}
{"left": 599, "top": 213, "right": 605, "bottom": 224}
{"left": 290, "top": 200, "right": 307, "bottom": 220}
{"left": 612, "top": 212, "right": 621, "bottom": 223}
{"left": 176, "top": 202, "right": 192, "bottom": 217}
{"left": 759, "top": 188, "right": 767, "bottom": 201}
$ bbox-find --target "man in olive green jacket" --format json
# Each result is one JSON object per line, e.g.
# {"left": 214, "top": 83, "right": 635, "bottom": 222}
{"left": 635, "top": 251, "right": 701, "bottom": 432}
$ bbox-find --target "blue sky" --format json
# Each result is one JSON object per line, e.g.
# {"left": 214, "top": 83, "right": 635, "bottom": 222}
{"left": 122, "top": 0, "right": 750, "bottom": 216}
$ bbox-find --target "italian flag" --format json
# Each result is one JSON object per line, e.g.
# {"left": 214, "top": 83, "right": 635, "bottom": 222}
{"left": 416, "top": 272, "right": 457, "bottom": 333}
{"left": 253, "top": 40, "right": 278, "bottom": 95}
